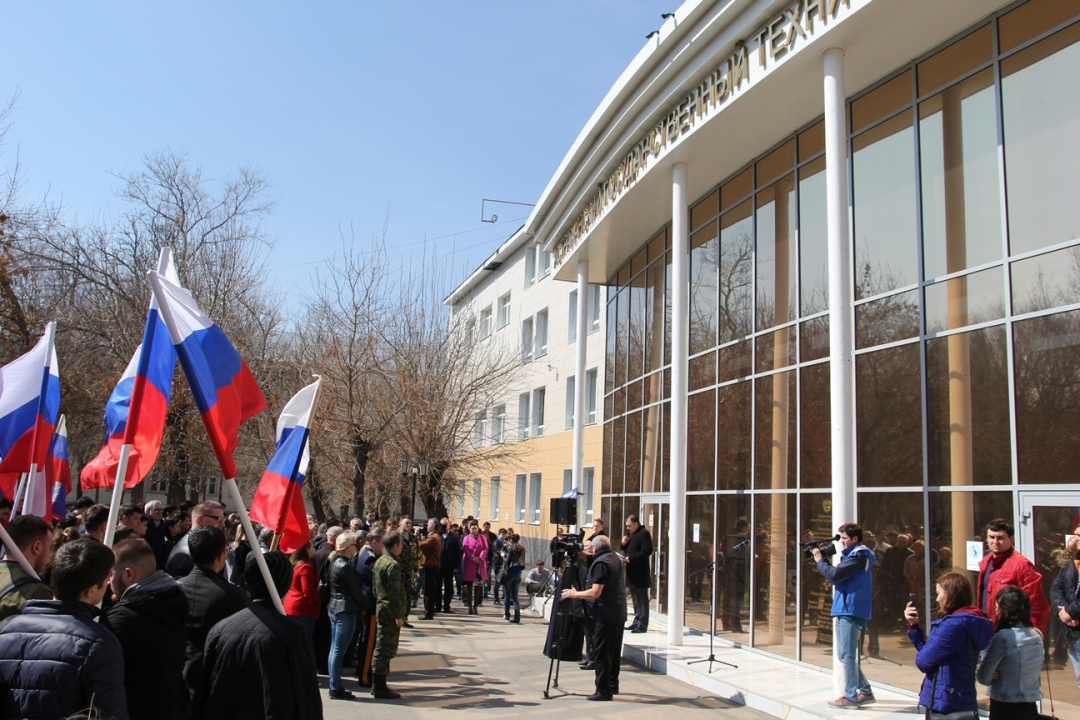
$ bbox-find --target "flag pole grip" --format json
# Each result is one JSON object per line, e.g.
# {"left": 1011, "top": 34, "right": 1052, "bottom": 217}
{"left": 0, "top": 522, "right": 41, "bottom": 579}
{"left": 103, "top": 444, "right": 132, "bottom": 547}
{"left": 20, "top": 464, "right": 39, "bottom": 516}
{"left": 225, "top": 477, "right": 286, "bottom": 615}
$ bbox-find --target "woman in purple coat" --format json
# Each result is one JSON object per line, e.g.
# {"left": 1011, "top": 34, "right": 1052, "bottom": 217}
{"left": 461, "top": 522, "right": 488, "bottom": 614}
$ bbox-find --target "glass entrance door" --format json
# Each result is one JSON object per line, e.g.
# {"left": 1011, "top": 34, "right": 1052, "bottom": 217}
{"left": 1018, "top": 492, "right": 1080, "bottom": 715}
{"left": 639, "top": 497, "right": 668, "bottom": 616}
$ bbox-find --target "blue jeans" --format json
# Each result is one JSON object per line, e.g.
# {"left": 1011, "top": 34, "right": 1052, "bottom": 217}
{"left": 503, "top": 574, "right": 521, "bottom": 619}
{"left": 835, "top": 615, "right": 871, "bottom": 700}
{"left": 1068, "top": 636, "right": 1080, "bottom": 688}
{"left": 328, "top": 610, "right": 358, "bottom": 692}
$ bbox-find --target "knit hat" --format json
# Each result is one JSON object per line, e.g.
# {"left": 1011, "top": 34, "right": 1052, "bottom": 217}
{"left": 245, "top": 550, "right": 293, "bottom": 601}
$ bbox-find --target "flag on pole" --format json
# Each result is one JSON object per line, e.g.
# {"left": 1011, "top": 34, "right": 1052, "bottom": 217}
{"left": 250, "top": 377, "right": 320, "bottom": 554}
{"left": 46, "top": 415, "right": 70, "bottom": 521}
{"left": 148, "top": 271, "right": 266, "bottom": 478}
{"left": 81, "top": 250, "right": 179, "bottom": 489}
{"left": 0, "top": 322, "right": 60, "bottom": 498}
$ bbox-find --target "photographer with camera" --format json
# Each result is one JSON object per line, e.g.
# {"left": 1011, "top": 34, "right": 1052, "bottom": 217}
{"left": 561, "top": 535, "right": 626, "bottom": 702}
{"left": 812, "top": 523, "right": 877, "bottom": 709}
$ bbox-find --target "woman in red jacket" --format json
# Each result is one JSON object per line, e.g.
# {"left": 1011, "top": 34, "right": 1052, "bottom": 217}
{"left": 284, "top": 542, "right": 320, "bottom": 634}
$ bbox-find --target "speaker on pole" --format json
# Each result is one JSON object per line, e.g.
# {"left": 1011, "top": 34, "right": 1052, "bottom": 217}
{"left": 549, "top": 497, "right": 578, "bottom": 526}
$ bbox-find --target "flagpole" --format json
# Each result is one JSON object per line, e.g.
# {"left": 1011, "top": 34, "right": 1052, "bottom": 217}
{"left": 102, "top": 444, "right": 133, "bottom": 547}
{"left": 0, "top": 522, "right": 41, "bottom": 579}
{"left": 20, "top": 464, "right": 38, "bottom": 516}
{"left": 22, "top": 323, "right": 56, "bottom": 518}
{"left": 10, "top": 473, "right": 27, "bottom": 515}
{"left": 271, "top": 375, "right": 322, "bottom": 553}
{"left": 225, "top": 476, "right": 286, "bottom": 615}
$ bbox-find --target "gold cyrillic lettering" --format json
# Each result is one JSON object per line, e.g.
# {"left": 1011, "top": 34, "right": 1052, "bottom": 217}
{"left": 805, "top": 0, "right": 824, "bottom": 31}
{"left": 769, "top": 17, "right": 788, "bottom": 60}
{"left": 787, "top": 2, "right": 807, "bottom": 47}
{"left": 731, "top": 45, "right": 749, "bottom": 88}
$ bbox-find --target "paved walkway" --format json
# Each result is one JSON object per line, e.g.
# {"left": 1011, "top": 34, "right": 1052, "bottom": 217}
{"left": 319, "top": 602, "right": 772, "bottom": 719}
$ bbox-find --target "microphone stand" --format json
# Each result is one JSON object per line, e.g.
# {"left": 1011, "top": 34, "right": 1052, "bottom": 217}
{"left": 686, "top": 542, "right": 747, "bottom": 672}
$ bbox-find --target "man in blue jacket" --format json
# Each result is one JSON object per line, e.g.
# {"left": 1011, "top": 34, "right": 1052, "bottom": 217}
{"left": 813, "top": 522, "right": 876, "bottom": 709}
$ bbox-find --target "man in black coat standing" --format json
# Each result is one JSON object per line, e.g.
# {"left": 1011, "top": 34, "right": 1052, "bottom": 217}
{"left": 194, "top": 551, "right": 322, "bottom": 720}
{"left": 177, "top": 527, "right": 248, "bottom": 708}
{"left": 143, "top": 500, "right": 171, "bottom": 571}
{"left": 620, "top": 514, "right": 653, "bottom": 633}
{"left": 103, "top": 539, "right": 188, "bottom": 720}
{"left": 439, "top": 522, "right": 462, "bottom": 613}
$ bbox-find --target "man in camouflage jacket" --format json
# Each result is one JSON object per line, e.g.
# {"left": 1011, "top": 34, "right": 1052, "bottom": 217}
{"left": 371, "top": 531, "right": 409, "bottom": 699}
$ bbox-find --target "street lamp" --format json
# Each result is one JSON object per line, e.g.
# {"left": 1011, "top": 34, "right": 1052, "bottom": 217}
{"left": 400, "top": 459, "right": 430, "bottom": 519}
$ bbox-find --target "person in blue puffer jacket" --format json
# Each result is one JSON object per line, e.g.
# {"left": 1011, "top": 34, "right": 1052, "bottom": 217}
{"left": 906, "top": 570, "right": 994, "bottom": 716}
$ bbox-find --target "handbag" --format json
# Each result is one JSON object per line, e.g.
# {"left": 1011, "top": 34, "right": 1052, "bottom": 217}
{"left": 923, "top": 632, "right": 979, "bottom": 720}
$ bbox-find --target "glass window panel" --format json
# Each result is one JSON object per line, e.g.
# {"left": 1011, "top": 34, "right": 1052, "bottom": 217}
{"left": 665, "top": 256, "right": 673, "bottom": 367}
{"left": 616, "top": 286, "right": 629, "bottom": 387}
{"left": 684, "top": 495, "right": 715, "bottom": 634}
{"left": 604, "top": 393, "right": 614, "bottom": 424}
{"left": 756, "top": 175, "right": 797, "bottom": 330}
{"left": 1011, "top": 244, "right": 1080, "bottom": 316}
{"left": 800, "top": 362, "right": 831, "bottom": 489}
{"left": 999, "top": 0, "right": 1080, "bottom": 53}
{"left": 610, "top": 416, "right": 625, "bottom": 497}
{"left": 851, "top": 69, "right": 912, "bottom": 134}
{"left": 752, "top": 493, "right": 796, "bottom": 657}
{"left": 719, "top": 339, "right": 753, "bottom": 383}
{"left": 691, "top": 190, "right": 719, "bottom": 231}
{"left": 648, "top": 230, "right": 667, "bottom": 264}
{"left": 717, "top": 380, "right": 752, "bottom": 491}
{"left": 661, "top": 401, "right": 670, "bottom": 492}
{"left": 720, "top": 201, "right": 754, "bottom": 341}
{"left": 857, "top": 344, "right": 923, "bottom": 487}
{"left": 799, "top": 493, "right": 833, "bottom": 667}
{"left": 755, "top": 325, "right": 796, "bottom": 374}
{"left": 926, "top": 326, "right": 1012, "bottom": 486}
{"left": 926, "top": 489, "right": 1012, "bottom": 595}
{"left": 641, "top": 401, "right": 663, "bottom": 494}
{"left": 601, "top": 421, "right": 613, "bottom": 496}
{"left": 718, "top": 496, "right": 752, "bottom": 643}
{"left": 605, "top": 297, "right": 616, "bottom": 393}
{"left": 1003, "top": 23, "right": 1080, "bottom": 256}
{"left": 645, "top": 262, "right": 665, "bottom": 373}
{"left": 625, "top": 411, "right": 642, "bottom": 495}
{"left": 756, "top": 139, "right": 795, "bottom": 188}
{"left": 800, "top": 315, "right": 830, "bottom": 362}
{"left": 798, "top": 120, "right": 825, "bottom": 162}
{"left": 857, "top": 491, "right": 927, "bottom": 692}
{"left": 1014, "top": 308, "right": 1080, "bottom": 483}
{"left": 754, "top": 370, "right": 796, "bottom": 490}
{"left": 917, "top": 24, "right": 992, "bottom": 96}
{"left": 628, "top": 274, "right": 646, "bottom": 381}
{"left": 618, "top": 264, "right": 629, "bottom": 287}
{"left": 721, "top": 167, "right": 753, "bottom": 211}
{"left": 924, "top": 266, "right": 1005, "bottom": 334}
{"left": 687, "top": 389, "right": 715, "bottom": 492}
{"left": 799, "top": 156, "right": 829, "bottom": 316}
{"left": 643, "top": 369, "right": 660, "bottom": 408}
{"left": 689, "top": 350, "right": 716, "bottom": 391}
{"left": 855, "top": 290, "right": 920, "bottom": 350}
{"left": 853, "top": 112, "right": 918, "bottom": 297}
{"left": 627, "top": 378, "right": 643, "bottom": 413}
{"left": 614, "top": 386, "right": 625, "bottom": 419}
{"left": 690, "top": 220, "right": 719, "bottom": 354}
{"left": 919, "top": 69, "right": 1002, "bottom": 279}
{"left": 631, "top": 247, "right": 647, "bottom": 279}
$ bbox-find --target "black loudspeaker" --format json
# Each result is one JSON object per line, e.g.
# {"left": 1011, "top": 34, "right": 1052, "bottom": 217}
{"left": 550, "top": 497, "right": 578, "bottom": 526}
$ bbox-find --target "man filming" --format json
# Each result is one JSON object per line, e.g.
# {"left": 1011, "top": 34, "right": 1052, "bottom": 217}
{"left": 561, "top": 535, "right": 626, "bottom": 702}
{"left": 812, "top": 523, "right": 876, "bottom": 709}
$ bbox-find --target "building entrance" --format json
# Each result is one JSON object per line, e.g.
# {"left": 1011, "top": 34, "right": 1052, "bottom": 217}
{"left": 639, "top": 495, "right": 668, "bottom": 617}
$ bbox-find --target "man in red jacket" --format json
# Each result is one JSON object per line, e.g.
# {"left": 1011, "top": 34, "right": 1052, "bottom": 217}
{"left": 976, "top": 518, "right": 1050, "bottom": 632}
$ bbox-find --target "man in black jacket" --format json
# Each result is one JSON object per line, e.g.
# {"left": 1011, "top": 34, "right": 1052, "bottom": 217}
{"left": 1052, "top": 530, "right": 1080, "bottom": 687}
{"left": 167, "top": 501, "right": 227, "bottom": 579}
{"left": 355, "top": 528, "right": 383, "bottom": 687}
{"left": 195, "top": 551, "right": 322, "bottom": 720}
{"left": 439, "top": 523, "right": 461, "bottom": 613}
{"left": 620, "top": 515, "right": 654, "bottom": 633}
{"left": 103, "top": 539, "right": 187, "bottom": 720}
{"left": 143, "top": 500, "right": 171, "bottom": 570}
{"left": 178, "top": 527, "right": 249, "bottom": 707}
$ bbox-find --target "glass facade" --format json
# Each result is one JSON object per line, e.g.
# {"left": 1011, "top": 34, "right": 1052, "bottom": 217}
{"left": 601, "top": 0, "right": 1080, "bottom": 700}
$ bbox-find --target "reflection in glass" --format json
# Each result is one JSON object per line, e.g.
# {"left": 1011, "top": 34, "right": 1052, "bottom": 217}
{"left": 625, "top": 411, "right": 642, "bottom": 494}
{"left": 853, "top": 113, "right": 918, "bottom": 297}
{"left": 800, "top": 363, "right": 831, "bottom": 489}
{"left": 799, "top": 493, "right": 832, "bottom": 668}
{"left": 610, "top": 416, "right": 625, "bottom": 497}
{"left": 689, "top": 351, "right": 716, "bottom": 391}
{"left": 756, "top": 325, "right": 796, "bottom": 374}
{"left": 924, "top": 267, "right": 1005, "bottom": 334}
{"left": 1010, "top": 245, "right": 1080, "bottom": 315}
{"left": 719, "top": 202, "right": 754, "bottom": 342}
{"left": 926, "top": 326, "right": 1011, "bottom": 486}
{"left": 800, "top": 315, "right": 830, "bottom": 362}
{"left": 690, "top": 220, "right": 719, "bottom": 354}
{"left": 719, "top": 339, "right": 753, "bottom": 383}
{"left": 645, "top": 262, "right": 665, "bottom": 374}
{"left": 800, "top": 157, "right": 829, "bottom": 316}
{"left": 601, "top": 421, "right": 613, "bottom": 495}
{"left": 628, "top": 275, "right": 646, "bottom": 381}
{"left": 1014, "top": 309, "right": 1080, "bottom": 484}
{"left": 1003, "top": 24, "right": 1080, "bottom": 256}
{"left": 919, "top": 68, "right": 1002, "bottom": 279}
{"left": 642, "top": 391, "right": 662, "bottom": 495}
{"left": 855, "top": 290, "right": 919, "bottom": 350}
{"left": 717, "top": 380, "right": 752, "bottom": 491}
{"left": 927, "top": 490, "right": 1012, "bottom": 592}
{"left": 606, "top": 296, "right": 616, "bottom": 393}
{"left": 685, "top": 494, "right": 715, "bottom": 634}
{"left": 661, "top": 401, "right": 670, "bottom": 492}
{"left": 755, "top": 371, "right": 796, "bottom": 490}
{"left": 687, "top": 390, "right": 715, "bottom": 492}
{"left": 616, "top": 286, "right": 628, "bottom": 387}
{"left": 857, "top": 344, "right": 923, "bottom": 487}
{"left": 753, "top": 493, "right": 796, "bottom": 657}
{"left": 756, "top": 175, "right": 797, "bottom": 330}
{"left": 718, "top": 495, "right": 751, "bottom": 645}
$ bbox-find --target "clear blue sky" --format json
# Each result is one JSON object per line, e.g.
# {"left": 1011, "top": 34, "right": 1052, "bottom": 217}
{"left": 0, "top": 1, "right": 666, "bottom": 302}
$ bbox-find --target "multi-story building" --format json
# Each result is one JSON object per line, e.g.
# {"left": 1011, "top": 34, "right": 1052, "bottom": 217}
{"left": 445, "top": 231, "right": 606, "bottom": 561}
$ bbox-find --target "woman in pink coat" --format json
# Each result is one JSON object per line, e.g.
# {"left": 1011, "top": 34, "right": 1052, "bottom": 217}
{"left": 461, "top": 521, "right": 489, "bottom": 614}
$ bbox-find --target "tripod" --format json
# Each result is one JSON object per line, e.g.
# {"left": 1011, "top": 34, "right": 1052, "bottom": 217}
{"left": 686, "top": 541, "right": 747, "bottom": 672}
{"left": 542, "top": 563, "right": 573, "bottom": 699}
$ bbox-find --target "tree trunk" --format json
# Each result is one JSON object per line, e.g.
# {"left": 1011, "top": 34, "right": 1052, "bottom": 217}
{"left": 305, "top": 456, "right": 326, "bottom": 523}
{"left": 351, "top": 433, "right": 370, "bottom": 519}
{"left": 421, "top": 472, "right": 449, "bottom": 519}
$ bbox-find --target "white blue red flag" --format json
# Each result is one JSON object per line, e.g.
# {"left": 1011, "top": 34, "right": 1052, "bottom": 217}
{"left": 148, "top": 270, "right": 266, "bottom": 479}
{"left": 81, "top": 250, "right": 179, "bottom": 489}
{"left": 249, "top": 377, "right": 320, "bottom": 553}
{"left": 47, "top": 415, "right": 70, "bottom": 520}
{"left": 0, "top": 322, "right": 60, "bottom": 498}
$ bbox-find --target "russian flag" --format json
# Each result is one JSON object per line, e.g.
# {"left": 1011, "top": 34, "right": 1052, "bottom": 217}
{"left": 250, "top": 377, "right": 320, "bottom": 554}
{"left": 0, "top": 322, "right": 60, "bottom": 499}
{"left": 81, "top": 249, "right": 179, "bottom": 490}
{"left": 148, "top": 270, "right": 266, "bottom": 479}
{"left": 47, "top": 416, "right": 70, "bottom": 521}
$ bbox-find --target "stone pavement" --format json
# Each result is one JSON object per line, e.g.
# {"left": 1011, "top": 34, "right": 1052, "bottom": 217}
{"left": 318, "top": 602, "right": 772, "bottom": 719}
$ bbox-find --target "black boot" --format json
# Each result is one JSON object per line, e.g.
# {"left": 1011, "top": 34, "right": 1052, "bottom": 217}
{"left": 372, "top": 674, "right": 401, "bottom": 700}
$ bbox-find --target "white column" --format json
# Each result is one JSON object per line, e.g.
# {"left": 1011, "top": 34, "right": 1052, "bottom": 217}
{"left": 572, "top": 258, "right": 589, "bottom": 526}
{"left": 824, "top": 46, "right": 854, "bottom": 700}
{"left": 668, "top": 162, "right": 689, "bottom": 646}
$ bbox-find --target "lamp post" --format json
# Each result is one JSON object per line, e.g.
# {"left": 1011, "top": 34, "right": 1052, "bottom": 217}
{"left": 400, "top": 459, "right": 430, "bottom": 519}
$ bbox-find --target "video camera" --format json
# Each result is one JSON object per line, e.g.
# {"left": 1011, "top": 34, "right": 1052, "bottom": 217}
{"left": 550, "top": 529, "right": 586, "bottom": 567}
{"left": 800, "top": 534, "right": 840, "bottom": 561}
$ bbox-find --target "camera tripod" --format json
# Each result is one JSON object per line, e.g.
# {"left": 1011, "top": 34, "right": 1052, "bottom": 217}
{"left": 541, "top": 561, "right": 575, "bottom": 699}
{"left": 685, "top": 540, "right": 747, "bottom": 673}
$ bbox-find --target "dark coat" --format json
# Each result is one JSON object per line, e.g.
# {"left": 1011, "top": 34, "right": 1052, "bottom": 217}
{"left": 327, "top": 555, "right": 365, "bottom": 615}
{"left": 102, "top": 572, "right": 188, "bottom": 720}
{"left": 620, "top": 525, "right": 654, "bottom": 589}
{"left": 145, "top": 519, "right": 171, "bottom": 571}
{"left": 0, "top": 600, "right": 129, "bottom": 720}
{"left": 907, "top": 608, "right": 994, "bottom": 714}
{"left": 440, "top": 531, "right": 462, "bottom": 572}
{"left": 1051, "top": 558, "right": 1080, "bottom": 640}
{"left": 194, "top": 602, "right": 322, "bottom": 720}
{"left": 356, "top": 547, "right": 378, "bottom": 615}
{"left": 178, "top": 566, "right": 249, "bottom": 703}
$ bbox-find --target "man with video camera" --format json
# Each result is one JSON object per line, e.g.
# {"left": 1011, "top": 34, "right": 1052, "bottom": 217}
{"left": 561, "top": 535, "right": 626, "bottom": 702}
{"left": 811, "top": 523, "right": 877, "bottom": 709}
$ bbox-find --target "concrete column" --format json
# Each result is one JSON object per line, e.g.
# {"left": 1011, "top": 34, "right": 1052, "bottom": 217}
{"left": 824, "top": 46, "right": 853, "bottom": 699}
{"left": 668, "top": 162, "right": 689, "bottom": 646}
{"left": 573, "top": 258, "right": 589, "bottom": 526}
